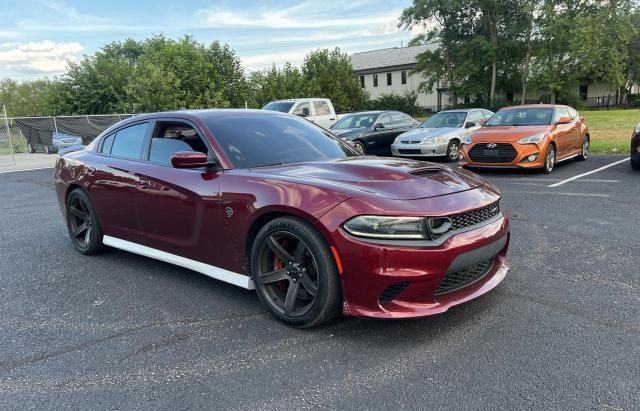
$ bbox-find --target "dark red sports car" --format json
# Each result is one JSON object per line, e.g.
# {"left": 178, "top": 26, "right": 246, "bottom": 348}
{"left": 54, "top": 110, "right": 510, "bottom": 327}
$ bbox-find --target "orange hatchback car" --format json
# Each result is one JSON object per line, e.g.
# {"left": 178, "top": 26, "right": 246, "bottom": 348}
{"left": 459, "top": 105, "right": 589, "bottom": 173}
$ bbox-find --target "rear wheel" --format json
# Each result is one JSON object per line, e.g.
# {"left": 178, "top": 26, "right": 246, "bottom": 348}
{"left": 543, "top": 144, "right": 556, "bottom": 174}
{"left": 445, "top": 140, "right": 460, "bottom": 162}
{"left": 251, "top": 217, "right": 342, "bottom": 328}
{"left": 66, "top": 189, "right": 105, "bottom": 254}
{"left": 577, "top": 136, "right": 589, "bottom": 161}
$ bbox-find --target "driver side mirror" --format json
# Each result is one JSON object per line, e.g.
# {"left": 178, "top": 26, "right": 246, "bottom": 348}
{"left": 374, "top": 123, "right": 385, "bottom": 130}
{"left": 479, "top": 119, "right": 487, "bottom": 125}
{"left": 171, "top": 151, "right": 216, "bottom": 169}
{"left": 556, "top": 116, "right": 572, "bottom": 124}
{"left": 301, "top": 107, "right": 310, "bottom": 117}
{"left": 465, "top": 121, "right": 476, "bottom": 129}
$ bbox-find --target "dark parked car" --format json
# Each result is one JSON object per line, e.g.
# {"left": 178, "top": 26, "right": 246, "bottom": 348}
{"left": 55, "top": 110, "right": 510, "bottom": 327}
{"left": 632, "top": 122, "right": 640, "bottom": 170}
{"left": 330, "top": 111, "right": 420, "bottom": 155}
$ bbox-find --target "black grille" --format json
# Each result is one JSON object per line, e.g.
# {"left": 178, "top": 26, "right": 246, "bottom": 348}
{"left": 468, "top": 143, "right": 517, "bottom": 163}
{"left": 430, "top": 202, "right": 501, "bottom": 240}
{"left": 435, "top": 258, "right": 494, "bottom": 295}
{"left": 401, "top": 140, "right": 421, "bottom": 144}
{"left": 398, "top": 149, "right": 422, "bottom": 155}
{"left": 379, "top": 282, "right": 409, "bottom": 304}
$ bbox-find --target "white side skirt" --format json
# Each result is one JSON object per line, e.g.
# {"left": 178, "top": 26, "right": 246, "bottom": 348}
{"left": 102, "top": 235, "right": 254, "bottom": 290}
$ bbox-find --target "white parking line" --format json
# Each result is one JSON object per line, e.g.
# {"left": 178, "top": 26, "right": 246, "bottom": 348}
{"left": 0, "top": 166, "right": 54, "bottom": 174}
{"left": 547, "top": 158, "right": 630, "bottom": 188}
{"left": 502, "top": 190, "right": 610, "bottom": 198}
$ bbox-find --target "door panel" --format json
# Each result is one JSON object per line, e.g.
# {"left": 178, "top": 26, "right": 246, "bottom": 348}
{"left": 552, "top": 108, "right": 573, "bottom": 157}
{"left": 88, "top": 155, "right": 145, "bottom": 243}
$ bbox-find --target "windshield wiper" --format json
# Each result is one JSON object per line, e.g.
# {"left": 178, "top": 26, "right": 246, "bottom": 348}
{"left": 251, "top": 162, "right": 286, "bottom": 168}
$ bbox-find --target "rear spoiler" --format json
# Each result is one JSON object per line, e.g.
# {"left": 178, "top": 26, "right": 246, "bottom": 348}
{"left": 58, "top": 145, "right": 86, "bottom": 156}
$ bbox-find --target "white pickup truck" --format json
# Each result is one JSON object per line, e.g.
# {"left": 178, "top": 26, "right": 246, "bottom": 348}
{"left": 262, "top": 98, "right": 339, "bottom": 129}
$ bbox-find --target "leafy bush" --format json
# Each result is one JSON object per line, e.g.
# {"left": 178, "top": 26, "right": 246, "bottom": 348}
{"left": 366, "top": 92, "right": 419, "bottom": 115}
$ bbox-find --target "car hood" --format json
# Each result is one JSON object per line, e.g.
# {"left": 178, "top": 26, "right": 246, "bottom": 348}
{"left": 247, "top": 157, "right": 484, "bottom": 200}
{"left": 396, "top": 127, "right": 461, "bottom": 142}
{"left": 471, "top": 125, "right": 552, "bottom": 143}
{"left": 331, "top": 128, "right": 371, "bottom": 139}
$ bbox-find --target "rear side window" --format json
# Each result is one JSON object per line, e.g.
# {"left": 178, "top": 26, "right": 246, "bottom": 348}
{"left": 110, "top": 122, "right": 149, "bottom": 160}
{"left": 313, "top": 101, "right": 331, "bottom": 116}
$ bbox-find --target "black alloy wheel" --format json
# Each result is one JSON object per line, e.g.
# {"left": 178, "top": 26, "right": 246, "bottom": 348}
{"left": 251, "top": 217, "right": 341, "bottom": 327}
{"left": 66, "top": 189, "right": 105, "bottom": 254}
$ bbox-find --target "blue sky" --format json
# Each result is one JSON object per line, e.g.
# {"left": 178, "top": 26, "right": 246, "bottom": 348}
{"left": 0, "top": 0, "right": 417, "bottom": 80}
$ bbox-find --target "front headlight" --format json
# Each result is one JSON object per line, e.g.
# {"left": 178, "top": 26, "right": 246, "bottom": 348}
{"left": 343, "top": 216, "right": 427, "bottom": 239}
{"left": 422, "top": 136, "right": 448, "bottom": 144}
{"left": 461, "top": 135, "right": 473, "bottom": 145}
{"left": 517, "top": 132, "right": 546, "bottom": 144}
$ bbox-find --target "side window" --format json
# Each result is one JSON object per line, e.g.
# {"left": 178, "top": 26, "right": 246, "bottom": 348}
{"left": 467, "top": 111, "right": 484, "bottom": 125}
{"left": 568, "top": 108, "right": 578, "bottom": 119}
{"left": 377, "top": 113, "right": 392, "bottom": 126}
{"left": 553, "top": 107, "right": 570, "bottom": 122}
{"left": 404, "top": 114, "right": 415, "bottom": 124}
{"left": 110, "top": 122, "right": 149, "bottom": 160}
{"left": 313, "top": 101, "right": 331, "bottom": 116}
{"left": 390, "top": 112, "right": 406, "bottom": 125}
{"left": 483, "top": 110, "right": 494, "bottom": 119}
{"left": 293, "top": 102, "right": 311, "bottom": 116}
{"left": 148, "top": 122, "right": 209, "bottom": 166}
{"left": 100, "top": 133, "right": 115, "bottom": 154}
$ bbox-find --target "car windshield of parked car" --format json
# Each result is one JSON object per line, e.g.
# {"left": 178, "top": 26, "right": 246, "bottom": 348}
{"left": 206, "top": 115, "right": 359, "bottom": 168}
{"left": 262, "top": 101, "right": 295, "bottom": 113}
{"left": 332, "top": 114, "right": 378, "bottom": 130}
{"left": 420, "top": 112, "right": 467, "bottom": 129}
{"left": 484, "top": 108, "right": 553, "bottom": 126}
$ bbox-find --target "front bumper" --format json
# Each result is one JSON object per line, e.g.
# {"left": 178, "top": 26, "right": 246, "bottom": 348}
{"left": 320, "top": 189, "right": 510, "bottom": 319}
{"left": 391, "top": 141, "right": 449, "bottom": 157}
{"left": 459, "top": 142, "right": 544, "bottom": 169}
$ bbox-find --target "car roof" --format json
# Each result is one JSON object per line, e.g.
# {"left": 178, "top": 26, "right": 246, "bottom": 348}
{"left": 500, "top": 104, "right": 563, "bottom": 110}
{"left": 438, "top": 108, "right": 487, "bottom": 113}
{"left": 127, "top": 109, "right": 288, "bottom": 123}
{"left": 341, "top": 110, "right": 385, "bottom": 116}
{"left": 270, "top": 98, "right": 330, "bottom": 103}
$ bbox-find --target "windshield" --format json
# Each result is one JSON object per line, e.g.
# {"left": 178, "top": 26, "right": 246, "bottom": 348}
{"left": 332, "top": 113, "right": 378, "bottom": 130}
{"left": 262, "top": 101, "right": 295, "bottom": 113}
{"left": 206, "top": 115, "right": 359, "bottom": 169}
{"left": 485, "top": 108, "right": 553, "bottom": 126}
{"left": 420, "top": 112, "right": 467, "bottom": 129}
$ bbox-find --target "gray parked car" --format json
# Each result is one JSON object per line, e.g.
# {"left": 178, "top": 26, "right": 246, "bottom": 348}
{"left": 391, "top": 109, "right": 494, "bottom": 162}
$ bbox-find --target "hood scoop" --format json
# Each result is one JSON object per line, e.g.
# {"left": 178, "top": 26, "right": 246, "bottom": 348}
{"left": 409, "top": 167, "right": 442, "bottom": 177}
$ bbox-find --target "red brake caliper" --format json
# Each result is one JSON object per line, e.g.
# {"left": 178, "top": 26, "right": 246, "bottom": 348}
{"left": 273, "top": 239, "right": 288, "bottom": 291}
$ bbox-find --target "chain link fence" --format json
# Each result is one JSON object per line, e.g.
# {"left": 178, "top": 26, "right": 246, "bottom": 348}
{"left": 5, "top": 114, "right": 135, "bottom": 154}
{"left": 0, "top": 105, "right": 16, "bottom": 166}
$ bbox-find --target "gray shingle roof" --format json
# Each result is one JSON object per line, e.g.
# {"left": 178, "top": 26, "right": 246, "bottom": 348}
{"left": 350, "top": 44, "right": 437, "bottom": 72}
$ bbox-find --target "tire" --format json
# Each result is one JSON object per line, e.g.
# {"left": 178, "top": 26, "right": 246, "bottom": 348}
{"left": 251, "top": 216, "right": 342, "bottom": 328}
{"left": 577, "top": 136, "right": 589, "bottom": 161}
{"left": 445, "top": 139, "right": 460, "bottom": 162}
{"left": 631, "top": 158, "right": 640, "bottom": 171}
{"left": 543, "top": 144, "right": 556, "bottom": 174}
{"left": 352, "top": 140, "right": 366, "bottom": 155}
{"left": 66, "top": 188, "right": 105, "bottom": 255}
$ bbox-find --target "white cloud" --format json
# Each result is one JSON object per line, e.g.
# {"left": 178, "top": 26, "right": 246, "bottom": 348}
{"left": 197, "top": 1, "right": 402, "bottom": 30}
{"left": 0, "top": 40, "right": 83, "bottom": 74}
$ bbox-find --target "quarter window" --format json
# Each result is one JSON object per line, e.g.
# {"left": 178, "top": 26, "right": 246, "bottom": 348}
{"left": 100, "top": 133, "right": 115, "bottom": 154}
{"left": 313, "top": 101, "right": 331, "bottom": 116}
{"left": 110, "top": 122, "right": 149, "bottom": 160}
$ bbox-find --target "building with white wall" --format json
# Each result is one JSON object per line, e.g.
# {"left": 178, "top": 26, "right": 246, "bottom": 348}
{"left": 350, "top": 45, "right": 448, "bottom": 112}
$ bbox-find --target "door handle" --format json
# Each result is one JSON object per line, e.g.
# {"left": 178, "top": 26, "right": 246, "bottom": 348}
{"left": 136, "top": 181, "right": 150, "bottom": 190}
{"left": 329, "top": 118, "right": 336, "bottom": 121}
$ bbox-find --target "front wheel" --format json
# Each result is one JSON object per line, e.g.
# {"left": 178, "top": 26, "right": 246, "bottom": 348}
{"left": 251, "top": 217, "right": 342, "bottom": 328}
{"left": 66, "top": 188, "right": 105, "bottom": 254}
{"left": 577, "top": 136, "right": 589, "bottom": 161}
{"left": 543, "top": 144, "right": 556, "bottom": 174}
{"left": 445, "top": 140, "right": 460, "bottom": 162}
{"left": 352, "top": 140, "right": 366, "bottom": 155}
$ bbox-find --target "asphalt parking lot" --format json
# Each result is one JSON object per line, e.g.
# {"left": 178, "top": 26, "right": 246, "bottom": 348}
{"left": 1, "top": 155, "right": 638, "bottom": 409}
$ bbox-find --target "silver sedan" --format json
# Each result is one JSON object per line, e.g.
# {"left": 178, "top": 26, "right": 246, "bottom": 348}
{"left": 391, "top": 109, "right": 494, "bottom": 162}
